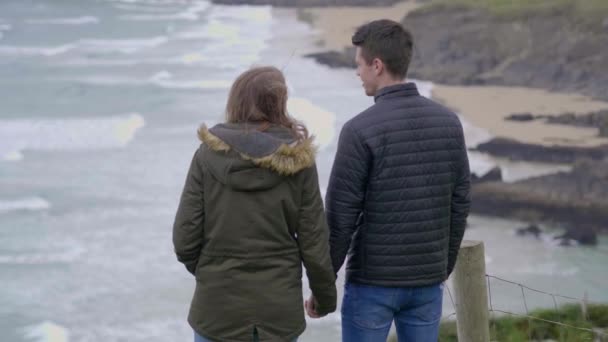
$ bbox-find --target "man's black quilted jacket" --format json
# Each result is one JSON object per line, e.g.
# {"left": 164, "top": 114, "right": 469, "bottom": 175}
{"left": 326, "top": 82, "right": 471, "bottom": 287}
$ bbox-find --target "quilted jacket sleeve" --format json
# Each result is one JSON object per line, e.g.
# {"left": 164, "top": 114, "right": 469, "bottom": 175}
{"left": 447, "top": 128, "right": 471, "bottom": 276}
{"left": 326, "top": 123, "right": 371, "bottom": 275}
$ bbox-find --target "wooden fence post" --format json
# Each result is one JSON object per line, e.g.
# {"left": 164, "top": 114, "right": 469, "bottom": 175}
{"left": 453, "top": 240, "right": 491, "bottom": 342}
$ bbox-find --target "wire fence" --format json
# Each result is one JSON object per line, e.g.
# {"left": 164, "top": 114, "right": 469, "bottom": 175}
{"left": 439, "top": 273, "right": 607, "bottom": 341}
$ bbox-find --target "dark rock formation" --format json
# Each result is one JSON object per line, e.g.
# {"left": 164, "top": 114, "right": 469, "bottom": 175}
{"left": 545, "top": 110, "right": 608, "bottom": 137}
{"left": 474, "top": 138, "right": 608, "bottom": 164}
{"left": 305, "top": 49, "right": 356, "bottom": 69}
{"left": 503, "top": 110, "right": 608, "bottom": 138}
{"left": 471, "top": 159, "right": 608, "bottom": 234}
{"left": 516, "top": 224, "right": 542, "bottom": 239}
{"left": 505, "top": 113, "right": 539, "bottom": 122}
{"left": 554, "top": 227, "right": 598, "bottom": 246}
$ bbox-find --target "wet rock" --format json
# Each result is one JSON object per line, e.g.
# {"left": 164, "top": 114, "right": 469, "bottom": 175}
{"left": 516, "top": 224, "right": 542, "bottom": 239}
{"left": 554, "top": 227, "right": 598, "bottom": 246}
{"left": 501, "top": 110, "right": 608, "bottom": 139}
{"left": 305, "top": 49, "right": 356, "bottom": 69}
{"left": 470, "top": 159, "right": 608, "bottom": 234}
{"left": 545, "top": 110, "right": 608, "bottom": 129}
{"left": 505, "top": 113, "right": 538, "bottom": 122}
{"left": 474, "top": 138, "right": 608, "bottom": 163}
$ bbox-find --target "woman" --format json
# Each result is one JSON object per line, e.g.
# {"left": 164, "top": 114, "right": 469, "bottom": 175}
{"left": 173, "top": 66, "right": 337, "bottom": 342}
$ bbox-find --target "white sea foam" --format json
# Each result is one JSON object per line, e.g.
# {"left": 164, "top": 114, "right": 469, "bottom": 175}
{"left": 0, "top": 113, "right": 145, "bottom": 161}
{"left": 460, "top": 118, "right": 493, "bottom": 148}
{"left": 412, "top": 79, "right": 433, "bottom": 98}
{"left": 112, "top": 3, "right": 178, "bottom": 12}
{"left": 171, "top": 52, "right": 259, "bottom": 69}
{"left": 172, "top": 5, "right": 272, "bottom": 68}
{"left": 119, "top": 1, "right": 209, "bottom": 21}
{"left": 0, "top": 44, "right": 76, "bottom": 56}
{"left": 0, "top": 247, "right": 85, "bottom": 265}
{"left": 0, "top": 36, "right": 168, "bottom": 57}
{"left": 209, "top": 4, "right": 272, "bottom": 23}
{"left": 0, "top": 197, "right": 50, "bottom": 213}
{"left": 153, "top": 78, "right": 232, "bottom": 90}
{"left": 288, "top": 98, "right": 336, "bottom": 150}
{"left": 467, "top": 151, "right": 499, "bottom": 177}
{"left": 25, "top": 16, "right": 100, "bottom": 25}
{"left": 64, "top": 73, "right": 232, "bottom": 90}
{"left": 499, "top": 160, "right": 571, "bottom": 183}
{"left": 148, "top": 70, "right": 172, "bottom": 82}
{"left": 174, "top": 27, "right": 210, "bottom": 40}
{"left": 22, "top": 321, "right": 69, "bottom": 342}
{"left": 78, "top": 36, "right": 168, "bottom": 54}
{"left": 149, "top": 70, "right": 232, "bottom": 89}
{"left": 62, "top": 58, "right": 142, "bottom": 66}
{"left": 61, "top": 55, "right": 242, "bottom": 68}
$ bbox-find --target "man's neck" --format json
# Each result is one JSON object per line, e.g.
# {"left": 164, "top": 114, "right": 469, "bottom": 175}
{"left": 376, "top": 79, "right": 406, "bottom": 94}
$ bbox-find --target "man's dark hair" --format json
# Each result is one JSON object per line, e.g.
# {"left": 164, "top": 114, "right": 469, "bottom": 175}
{"left": 352, "top": 19, "right": 413, "bottom": 79}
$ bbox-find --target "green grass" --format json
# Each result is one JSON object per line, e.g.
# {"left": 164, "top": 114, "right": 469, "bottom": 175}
{"left": 387, "top": 304, "right": 608, "bottom": 342}
{"left": 419, "top": 0, "right": 608, "bottom": 26}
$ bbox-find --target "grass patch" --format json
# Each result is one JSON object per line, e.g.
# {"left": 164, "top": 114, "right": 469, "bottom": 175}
{"left": 387, "top": 304, "right": 608, "bottom": 341}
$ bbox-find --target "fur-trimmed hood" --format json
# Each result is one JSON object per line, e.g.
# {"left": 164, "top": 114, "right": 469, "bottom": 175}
{"left": 197, "top": 123, "right": 316, "bottom": 190}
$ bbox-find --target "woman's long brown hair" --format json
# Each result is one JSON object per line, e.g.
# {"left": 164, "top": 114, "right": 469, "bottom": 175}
{"left": 225, "top": 66, "right": 308, "bottom": 141}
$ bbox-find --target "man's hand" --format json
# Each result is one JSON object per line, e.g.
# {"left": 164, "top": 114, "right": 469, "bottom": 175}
{"left": 304, "top": 295, "right": 322, "bottom": 318}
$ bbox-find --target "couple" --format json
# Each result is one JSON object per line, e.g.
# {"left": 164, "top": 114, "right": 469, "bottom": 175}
{"left": 173, "top": 19, "right": 471, "bottom": 342}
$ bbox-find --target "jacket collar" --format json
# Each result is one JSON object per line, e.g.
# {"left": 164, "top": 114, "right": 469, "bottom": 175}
{"left": 374, "top": 82, "right": 419, "bottom": 103}
{"left": 197, "top": 123, "right": 317, "bottom": 176}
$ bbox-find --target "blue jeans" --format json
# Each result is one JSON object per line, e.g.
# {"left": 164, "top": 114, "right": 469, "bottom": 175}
{"left": 341, "top": 282, "right": 443, "bottom": 342}
{"left": 194, "top": 331, "right": 297, "bottom": 342}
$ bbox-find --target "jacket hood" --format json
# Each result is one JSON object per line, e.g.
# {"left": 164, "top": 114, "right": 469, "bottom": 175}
{"left": 197, "top": 123, "right": 316, "bottom": 191}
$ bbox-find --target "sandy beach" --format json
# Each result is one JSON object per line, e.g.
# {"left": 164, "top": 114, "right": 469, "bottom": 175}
{"left": 298, "top": 1, "right": 420, "bottom": 51}
{"left": 432, "top": 85, "right": 608, "bottom": 146}
{"left": 296, "top": 0, "right": 608, "bottom": 147}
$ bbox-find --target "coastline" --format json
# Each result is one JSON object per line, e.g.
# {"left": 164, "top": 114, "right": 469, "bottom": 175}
{"left": 289, "top": 0, "right": 608, "bottom": 239}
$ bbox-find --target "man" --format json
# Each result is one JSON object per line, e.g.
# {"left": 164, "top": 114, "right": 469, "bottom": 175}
{"left": 306, "top": 19, "right": 471, "bottom": 342}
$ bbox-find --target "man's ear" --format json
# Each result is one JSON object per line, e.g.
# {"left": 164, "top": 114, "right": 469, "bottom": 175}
{"left": 372, "top": 58, "right": 383, "bottom": 76}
